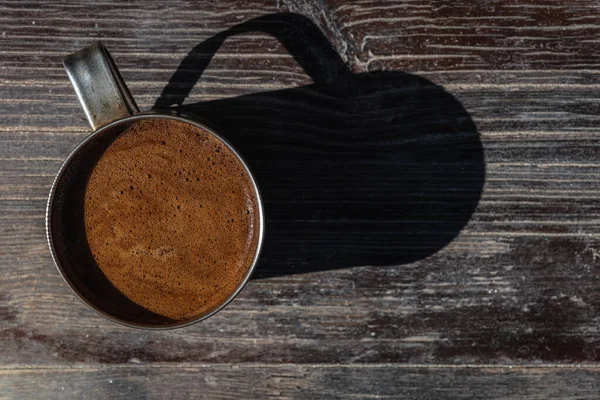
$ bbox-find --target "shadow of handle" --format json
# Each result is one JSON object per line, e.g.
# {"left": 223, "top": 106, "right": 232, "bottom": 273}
{"left": 154, "top": 12, "right": 353, "bottom": 109}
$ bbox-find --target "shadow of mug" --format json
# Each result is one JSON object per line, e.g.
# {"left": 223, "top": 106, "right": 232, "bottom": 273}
{"left": 154, "top": 13, "right": 485, "bottom": 279}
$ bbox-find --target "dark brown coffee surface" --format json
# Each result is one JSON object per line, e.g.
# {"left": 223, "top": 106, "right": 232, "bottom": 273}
{"left": 84, "top": 118, "right": 260, "bottom": 320}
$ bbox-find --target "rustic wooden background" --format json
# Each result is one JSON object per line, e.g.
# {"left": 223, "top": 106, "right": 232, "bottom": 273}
{"left": 2, "top": 0, "right": 600, "bottom": 398}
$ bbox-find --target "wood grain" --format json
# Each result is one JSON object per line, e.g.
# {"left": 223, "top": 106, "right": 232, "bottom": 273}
{"left": 2, "top": 365, "right": 600, "bottom": 400}
{"left": 2, "top": 0, "right": 600, "bottom": 398}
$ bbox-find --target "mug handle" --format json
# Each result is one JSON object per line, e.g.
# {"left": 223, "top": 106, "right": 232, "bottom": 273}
{"left": 63, "top": 42, "right": 139, "bottom": 130}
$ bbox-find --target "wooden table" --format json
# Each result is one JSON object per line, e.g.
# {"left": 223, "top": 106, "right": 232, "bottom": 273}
{"left": 2, "top": 0, "right": 600, "bottom": 398}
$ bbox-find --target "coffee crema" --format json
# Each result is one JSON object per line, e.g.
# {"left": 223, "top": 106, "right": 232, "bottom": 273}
{"left": 83, "top": 118, "right": 260, "bottom": 320}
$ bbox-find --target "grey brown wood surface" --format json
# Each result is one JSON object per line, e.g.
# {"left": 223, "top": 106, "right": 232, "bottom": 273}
{"left": 2, "top": 0, "right": 600, "bottom": 398}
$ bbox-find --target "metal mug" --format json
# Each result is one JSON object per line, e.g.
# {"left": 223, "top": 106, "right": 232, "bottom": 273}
{"left": 46, "top": 42, "right": 264, "bottom": 329}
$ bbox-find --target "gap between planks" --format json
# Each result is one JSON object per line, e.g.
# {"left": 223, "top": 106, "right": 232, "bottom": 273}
{"left": 3, "top": 363, "right": 600, "bottom": 371}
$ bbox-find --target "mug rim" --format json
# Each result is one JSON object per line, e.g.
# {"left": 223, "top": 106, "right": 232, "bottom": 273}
{"left": 46, "top": 113, "right": 265, "bottom": 330}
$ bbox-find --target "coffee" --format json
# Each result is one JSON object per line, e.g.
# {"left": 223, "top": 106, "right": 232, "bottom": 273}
{"left": 83, "top": 118, "right": 260, "bottom": 320}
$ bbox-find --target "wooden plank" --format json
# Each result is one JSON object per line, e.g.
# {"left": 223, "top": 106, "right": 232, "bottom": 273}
{"left": 1, "top": 365, "right": 600, "bottom": 400}
{"left": 2, "top": 234, "right": 600, "bottom": 364}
